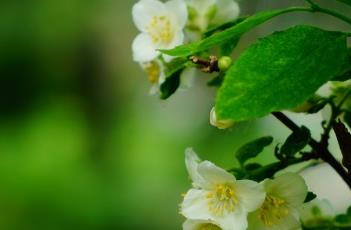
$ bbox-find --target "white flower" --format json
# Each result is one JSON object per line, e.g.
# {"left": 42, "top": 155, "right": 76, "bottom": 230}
{"left": 210, "top": 107, "right": 234, "bottom": 129}
{"left": 140, "top": 60, "right": 166, "bottom": 95}
{"left": 181, "top": 148, "right": 265, "bottom": 230}
{"left": 183, "top": 219, "right": 222, "bottom": 230}
{"left": 132, "top": 0, "right": 188, "bottom": 62}
{"left": 247, "top": 173, "right": 308, "bottom": 230}
{"left": 186, "top": 0, "right": 240, "bottom": 32}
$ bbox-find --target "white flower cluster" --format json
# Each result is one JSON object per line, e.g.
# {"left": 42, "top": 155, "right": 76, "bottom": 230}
{"left": 131, "top": 0, "right": 240, "bottom": 94}
{"left": 181, "top": 148, "right": 308, "bottom": 230}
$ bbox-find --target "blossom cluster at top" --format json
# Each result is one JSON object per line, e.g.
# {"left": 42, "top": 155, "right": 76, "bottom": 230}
{"left": 181, "top": 148, "right": 308, "bottom": 230}
{"left": 131, "top": 0, "right": 240, "bottom": 94}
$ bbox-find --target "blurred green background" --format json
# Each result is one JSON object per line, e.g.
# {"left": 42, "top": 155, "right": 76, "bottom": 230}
{"left": 0, "top": 0, "right": 350, "bottom": 229}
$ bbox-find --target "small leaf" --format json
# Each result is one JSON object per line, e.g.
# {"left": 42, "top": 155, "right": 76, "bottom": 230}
{"left": 347, "top": 206, "right": 351, "bottom": 216}
{"left": 235, "top": 136, "right": 273, "bottom": 165}
{"left": 161, "top": 7, "right": 310, "bottom": 57}
{"left": 160, "top": 58, "right": 188, "bottom": 99}
{"left": 160, "top": 69, "right": 182, "bottom": 99}
{"left": 304, "top": 191, "right": 317, "bottom": 203}
{"left": 244, "top": 163, "right": 262, "bottom": 171}
{"left": 216, "top": 25, "right": 348, "bottom": 121}
{"left": 229, "top": 168, "right": 246, "bottom": 179}
{"left": 336, "top": 0, "right": 351, "bottom": 7}
{"left": 219, "top": 37, "right": 240, "bottom": 56}
{"left": 207, "top": 72, "right": 225, "bottom": 87}
{"left": 333, "top": 121, "right": 351, "bottom": 174}
{"left": 280, "top": 126, "right": 311, "bottom": 157}
{"left": 335, "top": 214, "right": 351, "bottom": 224}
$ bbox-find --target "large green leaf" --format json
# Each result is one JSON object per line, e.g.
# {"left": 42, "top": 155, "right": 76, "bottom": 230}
{"left": 336, "top": 0, "right": 351, "bottom": 7}
{"left": 161, "top": 7, "right": 310, "bottom": 57}
{"left": 216, "top": 25, "right": 348, "bottom": 121}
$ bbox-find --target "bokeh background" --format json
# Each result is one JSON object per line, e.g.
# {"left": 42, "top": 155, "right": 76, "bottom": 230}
{"left": 0, "top": 0, "right": 350, "bottom": 229}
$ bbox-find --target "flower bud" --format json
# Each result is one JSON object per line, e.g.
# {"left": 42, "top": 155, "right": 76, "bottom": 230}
{"left": 210, "top": 107, "right": 234, "bottom": 129}
{"left": 218, "top": 56, "right": 232, "bottom": 71}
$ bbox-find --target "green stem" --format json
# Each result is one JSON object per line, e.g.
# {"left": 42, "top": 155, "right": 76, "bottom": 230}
{"left": 246, "top": 154, "right": 318, "bottom": 181}
{"left": 337, "top": 89, "right": 351, "bottom": 109}
{"left": 305, "top": 0, "right": 351, "bottom": 25}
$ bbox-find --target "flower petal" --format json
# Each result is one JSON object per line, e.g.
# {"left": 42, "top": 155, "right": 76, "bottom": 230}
{"left": 211, "top": 0, "right": 240, "bottom": 25}
{"left": 180, "top": 67, "right": 196, "bottom": 89}
{"left": 247, "top": 210, "right": 267, "bottom": 230}
{"left": 197, "top": 161, "right": 236, "bottom": 189}
{"left": 183, "top": 219, "right": 222, "bottom": 230}
{"left": 187, "top": 0, "right": 216, "bottom": 15}
{"left": 165, "top": 0, "right": 188, "bottom": 28}
{"left": 185, "top": 148, "right": 204, "bottom": 188}
{"left": 132, "top": 0, "right": 166, "bottom": 32}
{"left": 216, "top": 208, "right": 248, "bottom": 230}
{"left": 132, "top": 33, "right": 158, "bottom": 62}
{"left": 181, "top": 189, "right": 212, "bottom": 220}
{"left": 265, "top": 173, "right": 308, "bottom": 208}
{"left": 235, "top": 180, "right": 265, "bottom": 212}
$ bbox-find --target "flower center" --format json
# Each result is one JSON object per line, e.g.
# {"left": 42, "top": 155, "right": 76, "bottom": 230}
{"left": 146, "top": 15, "right": 174, "bottom": 46}
{"left": 144, "top": 61, "right": 161, "bottom": 84}
{"left": 258, "top": 195, "right": 289, "bottom": 227}
{"left": 198, "top": 223, "right": 221, "bottom": 230}
{"left": 206, "top": 184, "right": 238, "bottom": 216}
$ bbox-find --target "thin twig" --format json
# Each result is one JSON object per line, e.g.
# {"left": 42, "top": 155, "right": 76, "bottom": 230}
{"left": 272, "top": 112, "right": 351, "bottom": 189}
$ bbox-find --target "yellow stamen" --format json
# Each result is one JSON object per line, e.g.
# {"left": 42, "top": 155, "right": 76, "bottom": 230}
{"left": 144, "top": 61, "right": 161, "bottom": 84}
{"left": 206, "top": 184, "right": 238, "bottom": 216}
{"left": 198, "top": 223, "right": 221, "bottom": 230}
{"left": 258, "top": 195, "right": 290, "bottom": 227}
{"left": 146, "top": 15, "right": 174, "bottom": 45}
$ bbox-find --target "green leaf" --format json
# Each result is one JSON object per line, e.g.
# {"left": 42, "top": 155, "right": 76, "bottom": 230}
{"left": 333, "top": 48, "right": 351, "bottom": 81}
{"left": 216, "top": 25, "right": 348, "bottom": 121}
{"left": 280, "top": 126, "right": 311, "bottom": 157}
{"left": 336, "top": 0, "right": 351, "bottom": 7}
{"left": 235, "top": 136, "right": 273, "bottom": 165}
{"left": 244, "top": 163, "right": 262, "bottom": 171}
{"left": 204, "top": 16, "right": 248, "bottom": 38}
{"left": 219, "top": 37, "right": 240, "bottom": 56}
{"left": 160, "top": 58, "right": 188, "bottom": 99}
{"left": 304, "top": 191, "right": 317, "bottom": 203}
{"left": 335, "top": 214, "right": 351, "bottom": 224}
{"left": 207, "top": 72, "right": 225, "bottom": 87}
{"left": 161, "top": 7, "right": 310, "bottom": 57}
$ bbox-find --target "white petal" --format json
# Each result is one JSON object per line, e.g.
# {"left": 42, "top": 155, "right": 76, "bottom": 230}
{"left": 183, "top": 219, "right": 221, "bottom": 230}
{"left": 216, "top": 208, "right": 248, "bottom": 230}
{"left": 211, "top": 0, "right": 240, "bottom": 25}
{"left": 132, "top": 0, "right": 166, "bottom": 32}
{"left": 165, "top": 0, "right": 188, "bottom": 28}
{"left": 247, "top": 210, "right": 267, "bottom": 230}
{"left": 180, "top": 68, "right": 196, "bottom": 89}
{"left": 270, "top": 215, "right": 301, "bottom": 230}
{"left": 181, "top": 189, "right": 212, "bottom": 220}
{"left": 187, "top": 0, "right": 216, "bottom": 15}
{"left": 161, "top": 32, "right": 184, "bottom": 62}
{"left": 185, "top": 148, "right": 205, "bottom": 188}
{"left": 197, "top": 161, "right": 236, "bottom": 189}
{"left": 235, "top": 180, "right": 265, "bottom": 212}
{"left": 132, "top": 33, "right": 158, "bottom": 62}
{"left": 266, "top": 173, "right": 308, "bottom": 208}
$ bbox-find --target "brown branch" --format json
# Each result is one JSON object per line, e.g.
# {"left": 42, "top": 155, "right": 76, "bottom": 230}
{"left": 272, "top": 112, "right": 351, "bottom": 189}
